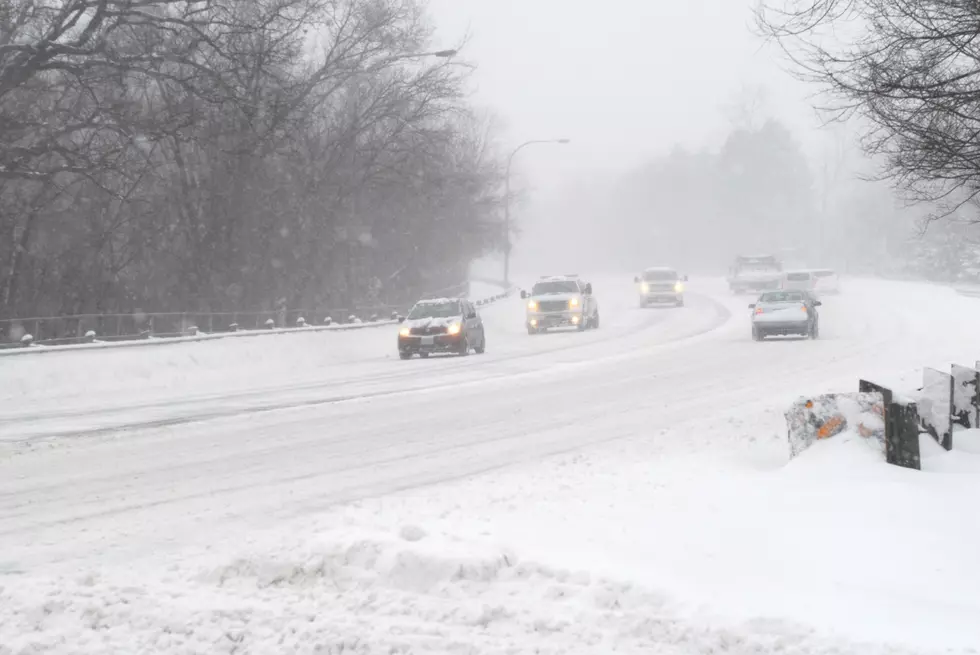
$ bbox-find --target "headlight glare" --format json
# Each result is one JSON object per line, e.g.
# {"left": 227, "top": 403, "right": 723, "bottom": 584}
{"left": 399, "top": 327, "right": 411, "bottom": 337}
{"left": 527, "top": 300, "right": 537, "bottom": 310}
{"left": 641, "top": 282, "right": 650, "bottom": 293}
{"left": 569, "top": 297, "right": 579, "bottom": 308}
{"left": 448, "top": 322, "right": 462, "bottom": 335}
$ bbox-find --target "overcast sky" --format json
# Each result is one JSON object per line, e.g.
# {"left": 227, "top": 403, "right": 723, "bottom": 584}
{"left": 427, "top": 0, "right": 828, "bottom": 193}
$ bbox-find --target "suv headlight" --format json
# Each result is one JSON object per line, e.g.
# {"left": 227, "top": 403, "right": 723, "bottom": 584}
{"left": 399, "top": 327, "right": 411, "bottom": 337}
{"left": 448, "top": 323, "right": 461, "bottom": 335}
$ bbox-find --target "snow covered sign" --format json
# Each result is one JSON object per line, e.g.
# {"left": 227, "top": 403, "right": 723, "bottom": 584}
{"left": 951, "top": 364, "right": 980, "bottom": 429}
{"left": 859, "top": 379, "right": 921, "bottom": 470}
{"left": 919, "top": 368, "right": 953, "bottom": 451}
{"left": 785, "top": 392, "right": 885, "bottom": 459}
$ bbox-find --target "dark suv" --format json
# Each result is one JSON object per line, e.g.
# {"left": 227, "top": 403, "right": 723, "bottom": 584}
{"left": 397, "top": 298, "right": 486, "bottom": 359}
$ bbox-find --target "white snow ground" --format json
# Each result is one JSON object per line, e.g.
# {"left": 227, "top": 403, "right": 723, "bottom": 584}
{"left": 2, "top": 276, "right": 980, "bottom": 654}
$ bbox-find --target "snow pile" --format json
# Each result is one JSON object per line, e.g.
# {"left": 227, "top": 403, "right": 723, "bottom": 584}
{"left": 0, "top": 326, "right": 391, "bottom": 406}
{"left": 0, "top": 284, "right": 512, "bottom": 419}
{"left": 0, "top": 526, "right": 947, "bottom": 654}
{"left": 3, "top": 406, "right": 978, "bottom": 653}
{"left": 785, "top": 392, "right": 884, "bottom": 458}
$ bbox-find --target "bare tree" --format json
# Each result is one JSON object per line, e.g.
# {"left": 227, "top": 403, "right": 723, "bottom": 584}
{"left": 756, "top": 0, "right": 980, "bottom": 219}
{"left": 0, "top": 0, "right": 503, "bottom": 323}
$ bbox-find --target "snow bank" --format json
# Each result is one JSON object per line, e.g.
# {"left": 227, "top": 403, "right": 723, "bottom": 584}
{"left": 0, "top": 324, "right": 392, "bottom": 407}
{"left": 0, "top": 526, "right": 945, "bottom": 654}
{"left": 241, "top": 404, "right": 976, "bottom": 653}
{"left": 3, "top": 411, "right": 976, "bottom": 653}
{"left": 0, "top": 284, "right": 513, "bottom": 413}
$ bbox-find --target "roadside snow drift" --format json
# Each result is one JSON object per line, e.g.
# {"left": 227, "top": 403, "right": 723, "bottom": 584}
{"left": 3, "top": 420, "right": 977, "bottom": 654}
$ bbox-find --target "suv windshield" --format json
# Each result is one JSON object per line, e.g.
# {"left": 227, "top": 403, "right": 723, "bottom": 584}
{"left": 643, "top": 270, "right": 677, "bottom": 281}
{"left": 532, "top": 281, "right": 579, "bottom": 295}
{"left": 760, "top": 291, "right": 804, "bottom": 303}
{"left": 786, "top": 272, "right": 811, "bottom": 281}
{"left": 408, "top": 301, "right": 461, "bottom": 319}
{"left": 742, "top": 263, "right": 780, "bottom": 273}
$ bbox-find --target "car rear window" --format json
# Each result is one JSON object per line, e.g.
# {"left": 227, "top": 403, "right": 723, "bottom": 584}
{"left": 760, "top": 292, "right": 803, "bottom": 303}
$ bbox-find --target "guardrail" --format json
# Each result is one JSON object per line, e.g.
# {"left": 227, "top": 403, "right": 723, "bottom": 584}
{"left": 0, "top": 282, "right": 481, "bottom": 350}
{"left": 0, "top": 283, "right": 515, "bottom": 357}
{"left": 0, "top": 307, "right": 404, "bottom": 349}
{"left": 954, "top": 285, "right": 980, "bottom": 298}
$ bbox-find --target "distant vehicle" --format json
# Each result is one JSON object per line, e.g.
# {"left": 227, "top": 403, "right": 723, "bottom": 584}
{"left": 397, "top": 297, "right": 486, "bottom": 359}
{"left": 728, "top": 254, "right": 782, "bottom": 294}
{"left": 810, "top": 268, "right": 841, "bottom": 295}
{"left": 780, "top": 270, "right": 816, "bottom": 293}
{"left": 521, "top": 275, "right": 599, "bottom": 335}
{"left": 749, "top": 290, "right": 821, "bottom": 341}
{"left": 634, "top": 267, "right": 688, "bottom": 307}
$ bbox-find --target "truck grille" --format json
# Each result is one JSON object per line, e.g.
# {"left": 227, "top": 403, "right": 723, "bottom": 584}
{"left": 537, "top": 300, "right": 569, "bottom": 312}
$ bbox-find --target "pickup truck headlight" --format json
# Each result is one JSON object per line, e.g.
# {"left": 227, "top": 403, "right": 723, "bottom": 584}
{"left": 641, "top": 282, "right": 650, "bottom": 293}
{"left": 527, "top": 300, "right": 538, "bottom": 310}
{"left": 674, "top": 282, "right": 684, "bottom": 293}
{"left": 569, "top": 297, "right": 579, "bottom": 308}
{"left": 399, "top": 327, "right": 411, "bottom": 337}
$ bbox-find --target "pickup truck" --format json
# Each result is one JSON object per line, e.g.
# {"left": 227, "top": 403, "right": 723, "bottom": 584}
{"left": 521, "top": 275, "right": 599, "bottom": 335}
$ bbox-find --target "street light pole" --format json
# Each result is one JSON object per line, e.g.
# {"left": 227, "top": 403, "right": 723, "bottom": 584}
{"left": 503, "top": 139, "right": 570, "bottom": 286}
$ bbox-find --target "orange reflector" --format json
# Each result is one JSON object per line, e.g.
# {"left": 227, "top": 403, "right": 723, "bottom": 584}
{"left": 817, "top": 415, "right": 845, "bottom": 439}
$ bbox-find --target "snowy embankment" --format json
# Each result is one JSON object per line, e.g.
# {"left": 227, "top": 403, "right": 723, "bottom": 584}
{"left": 0, "top": 282, "right": 511, "bottom": 435}
{"left": 4, "top": 416, "right": 978, "bottom": 654}
{"left": 2, "top": 277, "right": 980, "bottom": 653}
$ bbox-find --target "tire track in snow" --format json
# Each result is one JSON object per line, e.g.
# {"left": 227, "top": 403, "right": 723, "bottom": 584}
{"left": 0, "top": 292, "right": 726, "bottom": 443}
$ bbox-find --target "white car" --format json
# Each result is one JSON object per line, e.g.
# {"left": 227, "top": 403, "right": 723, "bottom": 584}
{"left": 749, "top": 290, "right": 822, "bottom": 341}
{"left": 521, "top": 275, "right": 599, "bottom": 335}
{"left": 781, "top": 270, "right": 816, "bottom": 293}
{"left": 811, "top": 268, "right": 840, "bottom": 295}
{"left": 634, "top": 267, "right": 688, "bottom": 307}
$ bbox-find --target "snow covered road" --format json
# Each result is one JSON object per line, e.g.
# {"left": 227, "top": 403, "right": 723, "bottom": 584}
{"left": 2, "top": 276, "right": 980, "bottom": 653}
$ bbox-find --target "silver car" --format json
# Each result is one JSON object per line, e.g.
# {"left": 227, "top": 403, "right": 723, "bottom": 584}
{"left": 634, "top": 267, "right": 688, "bottom": 307}
{"left": 749, "top": 290, "right": 821, "bottom": 340}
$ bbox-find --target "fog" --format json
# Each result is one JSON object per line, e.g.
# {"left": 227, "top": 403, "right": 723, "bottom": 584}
{"left": 0, "top": 0, "right": 972, "bottom": 333}
{"left": 430, "top": 0, "right": 935, "bottom": 279}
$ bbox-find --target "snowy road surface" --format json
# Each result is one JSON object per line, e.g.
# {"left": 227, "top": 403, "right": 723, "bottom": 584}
{"left": 2, "top": 276, "right": 980, "bottom": 654}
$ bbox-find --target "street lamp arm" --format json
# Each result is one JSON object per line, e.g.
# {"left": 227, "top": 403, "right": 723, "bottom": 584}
{"left": 506, "top": 139, "right": 568, "bottom": 176}
{"left": 502, "top": 138, "right": 570, "bottom": 285}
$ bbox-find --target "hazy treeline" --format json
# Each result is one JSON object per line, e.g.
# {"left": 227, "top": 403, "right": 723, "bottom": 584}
{"left": 0, "top": 0, "right": 504, "bottom": 320}
{"left": 529, "top": 120, "right": 824, "bottom": 274}
{"left": 525, "top": 117, "right": 932, "bottom": 278}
